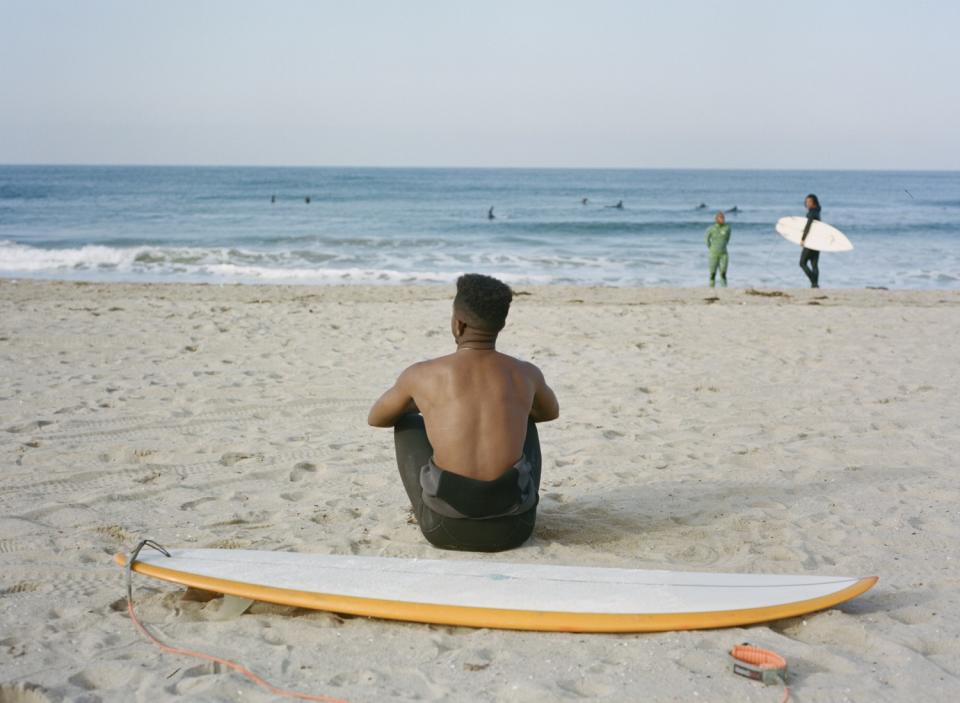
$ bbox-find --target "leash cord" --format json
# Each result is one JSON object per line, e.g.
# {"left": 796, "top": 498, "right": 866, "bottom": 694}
{"left": 125, "top": 540, "right": 348, "bottom": 703}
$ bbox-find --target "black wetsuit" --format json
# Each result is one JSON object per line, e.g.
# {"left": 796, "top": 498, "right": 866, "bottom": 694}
{"left": 799, "top": 206, "right": 821, "bottom": 287}
{"left": 394, "top": 414, "right": 541, "bottom": 552}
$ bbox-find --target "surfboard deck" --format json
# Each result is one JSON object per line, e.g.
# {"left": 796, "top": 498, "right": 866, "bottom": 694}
{"left": 776, "top": 216, "right": 853, "bottom": 252}
{"left": 116, "top": 549, "right": 877, "bottom": 633}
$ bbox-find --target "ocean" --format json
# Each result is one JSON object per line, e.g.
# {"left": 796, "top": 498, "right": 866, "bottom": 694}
{"left": 0, "top": 165, "right": 957, "bottom": 289}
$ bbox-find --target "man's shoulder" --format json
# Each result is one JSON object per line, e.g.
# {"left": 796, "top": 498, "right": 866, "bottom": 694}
{"left": 402, "top": 354, "right": 451, "bottom": 374}
{"left": 498, "top": 353, "right": 544, "bottom": 379}
{"left": 401, "top": 353, "right": 462, "bottom": 379}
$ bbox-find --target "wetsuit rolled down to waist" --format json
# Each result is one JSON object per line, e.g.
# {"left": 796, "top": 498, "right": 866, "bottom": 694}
{"left": 394, "top": 413, "right": 542, "bottom": 552}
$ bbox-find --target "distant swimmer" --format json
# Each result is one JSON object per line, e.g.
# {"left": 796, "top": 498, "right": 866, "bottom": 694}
{"left": 305, "top": 196, "right": 311, "bottom": 204}
{"left": 696, "top": 203, "right": 708, "bottom": 210}
{"left": 488, "top": 206, "right": 495, "bottom": 220}
{"left": 581, "top": 197, "right": 589, "bottom": 205}
{"left": 271, "top": 194, "right": 276, "bottom": 204}
{"left": 725, "top": 205, "right": 739, "bottom": 214}
{"left": 605, "top": 200, "right": 624, "bottom": 209}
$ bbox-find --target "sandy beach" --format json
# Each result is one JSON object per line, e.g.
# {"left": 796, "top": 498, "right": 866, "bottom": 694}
{"left": 1, "top": 278, "right": 959, "bottom": 702}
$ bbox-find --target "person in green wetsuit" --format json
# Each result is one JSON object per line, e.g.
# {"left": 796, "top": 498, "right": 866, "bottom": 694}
{"left": 705, "top": 211, "right": 732, "bottom": 287}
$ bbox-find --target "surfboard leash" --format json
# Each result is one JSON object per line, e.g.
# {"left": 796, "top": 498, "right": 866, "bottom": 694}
{"left": 124, "top": 539, "right": 349, "bottom": 703}
{"left": 730, "top": 643, "right": 789, "bottom": 702}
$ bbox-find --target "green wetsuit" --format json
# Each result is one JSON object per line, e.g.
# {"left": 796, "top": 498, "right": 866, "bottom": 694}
{"left": 705, "top": 223, "right": 731, "bottom": 287}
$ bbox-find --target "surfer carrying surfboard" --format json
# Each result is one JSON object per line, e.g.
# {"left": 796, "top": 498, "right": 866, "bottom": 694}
{"left": 368, "top": 273, "right": 560, "bottom": 552}
{"left": 799, "top": 194, "right": 822, "bottom": 288}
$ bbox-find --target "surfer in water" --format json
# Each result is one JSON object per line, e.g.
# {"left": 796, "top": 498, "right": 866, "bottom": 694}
{"left": 488, "top": 206, "right": 495, "bottom": 220}
{"left": 799, "top": 194, "right": 821, "bottom": 288}
{"left": 606, "top": 200, "right": 624, "bottom": 209}
{"left": 369, "top": 274, "right": 559, "bottom": 552}
{"left": 705, "top": 211, "right": 731, "bottom": 288}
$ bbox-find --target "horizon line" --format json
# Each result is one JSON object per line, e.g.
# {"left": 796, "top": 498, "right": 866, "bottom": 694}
{"left": 1, "top": 161, "right": 959, "bottom": 174}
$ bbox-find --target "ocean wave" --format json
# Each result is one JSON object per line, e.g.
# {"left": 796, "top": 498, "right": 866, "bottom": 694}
{"left": 480, "top": 220, "right": 722, "bottom": 236}
{"left": 0, "top": 241, "right": 137, "bottom": 271}
{"left": 0, "top": 240, "right": 557, "bottom": 285}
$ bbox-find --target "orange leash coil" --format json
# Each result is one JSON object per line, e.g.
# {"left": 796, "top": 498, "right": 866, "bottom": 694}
{"left": 730, "top": 644, "right": 789, "bottom": 702}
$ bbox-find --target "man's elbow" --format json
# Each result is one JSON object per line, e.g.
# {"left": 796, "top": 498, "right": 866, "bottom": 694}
{"left": 532, "top": 404, "right": 560, "bottom": 423}
{"left": 367, "top": 408, "right": 391, "bottom": 428}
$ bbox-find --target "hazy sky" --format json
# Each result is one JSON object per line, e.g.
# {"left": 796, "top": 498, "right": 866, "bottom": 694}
{"left": 2, "top": 1, "right": 958, "bottom": 169}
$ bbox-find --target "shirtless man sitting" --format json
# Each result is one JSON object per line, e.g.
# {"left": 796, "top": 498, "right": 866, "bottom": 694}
{"left": 368, "top": 274, "right": 559, "bottom": 552}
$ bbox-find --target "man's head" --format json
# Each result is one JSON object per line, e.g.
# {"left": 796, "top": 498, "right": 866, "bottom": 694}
{"left": 805, "top": 193, "right": 820, "bottom": 209}
{"left": 452, "top": 273, "right": 513, "bottom": 337}
{"left": 715, "top": 212, "right": 726, "bottom": 225}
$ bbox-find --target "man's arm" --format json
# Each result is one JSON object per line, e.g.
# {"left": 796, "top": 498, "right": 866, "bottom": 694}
{"left": 705, "top": 226, "right": 713, "bottom": 248}
{"left": 528, "top": 365, "right": 560, "bottom": 423}
{"left": 801, "top": 209, "right": 819, "bottom": 244}
{"left": 367, "top": 365, "right": 420, "bottom": 428}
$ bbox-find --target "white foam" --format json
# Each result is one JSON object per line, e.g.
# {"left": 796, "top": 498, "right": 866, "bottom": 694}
{"left": 0, "top": 241, "right": 557, "bottom": 286}
{"left": 0, "top": 240, "right": 138, "bottom": 271}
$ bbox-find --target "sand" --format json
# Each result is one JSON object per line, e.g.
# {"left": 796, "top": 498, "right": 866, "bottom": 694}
{"left": 1, "top": 278, "right": 959, "bottom": 702}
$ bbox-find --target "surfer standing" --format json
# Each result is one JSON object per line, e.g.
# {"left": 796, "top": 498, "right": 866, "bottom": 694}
{"left": 705, "top": 211, "right": 732, "bottom": 288}
{"left": 368, "top": 274, "right": 559, "bottom": 552}
{"left": 799, "top": 194, "right": 821, "bottom": 288}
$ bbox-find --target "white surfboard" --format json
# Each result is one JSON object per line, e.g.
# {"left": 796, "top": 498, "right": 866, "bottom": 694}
{"left": 776, "top": 216, "right": 853, "bottom": 252}
{"left": 117, "top": 549, "right": 876, "bottom": 633}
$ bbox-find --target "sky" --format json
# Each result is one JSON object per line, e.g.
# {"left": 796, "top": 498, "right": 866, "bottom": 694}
{"left": 1, "top": 0, "right": 958, "bottom": 169}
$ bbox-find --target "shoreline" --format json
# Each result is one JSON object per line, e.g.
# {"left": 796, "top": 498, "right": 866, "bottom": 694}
{"left": 4, "top": 276, "right": 960, "bottom": 305}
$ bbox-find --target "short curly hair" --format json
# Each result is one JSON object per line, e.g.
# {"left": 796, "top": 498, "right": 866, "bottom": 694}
{"left": 453, "top": 273, "right": 513, "bottom": 333}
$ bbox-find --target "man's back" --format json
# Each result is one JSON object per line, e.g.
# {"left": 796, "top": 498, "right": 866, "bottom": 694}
{"left": 410, "top": 350, "right": 539, "bottom": 480}
{"left": 368, "top": 273, "right": 559, "bottom": 551}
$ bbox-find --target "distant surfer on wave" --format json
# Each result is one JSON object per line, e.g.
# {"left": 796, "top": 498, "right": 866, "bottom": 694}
{"left": 606, "top": 200, "right": 624, "bottom": 209}
{"left": 488, "top": 206, "right": 495, "bottom": 220}
{"left": 369, "top": 274, "right": 559, "bottom": 552}
{"left": 799, "top": 194, "right": 821, "bottom": 288}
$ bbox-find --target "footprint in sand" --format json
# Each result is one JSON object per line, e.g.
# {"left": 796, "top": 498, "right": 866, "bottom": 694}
{"left": 289, "top": 462, "right": 317, "bottom": 481}
{"left": 218, "top": 452, "right": 262, "bottom": 466}
{"left": 0, "top": 582, "right": 41, "bottom": 597}
{"left": 5, "top": 420, "right": 53, "bottom": 434}
{"left": 180, "top": 496, "right": 217, "bottom": 511}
